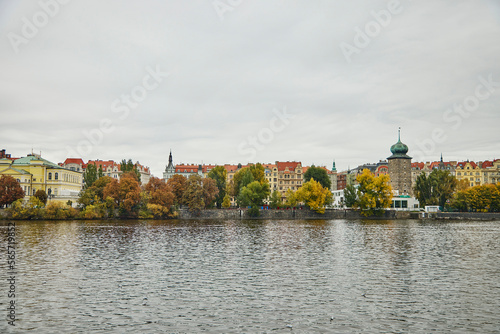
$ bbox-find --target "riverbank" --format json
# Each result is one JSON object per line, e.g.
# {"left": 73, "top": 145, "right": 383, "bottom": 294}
{"left": 178, "top": 208, "right": 416, "bottom": 220}
{"left": 1, "top": 208, "right": 499, "bottom": 220}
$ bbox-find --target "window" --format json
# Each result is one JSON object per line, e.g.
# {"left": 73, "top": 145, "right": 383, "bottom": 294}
{"left": 55, "top": 173, "right": 58, "bottom": 180}
{"left": 48, "top": 172, "right": 52, "bottom": 180}
{"left": 402, "top": 201, "right": 408, "bottom": 208}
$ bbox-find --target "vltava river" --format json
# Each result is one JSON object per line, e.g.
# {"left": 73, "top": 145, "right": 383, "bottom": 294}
{"left": 1, "top": 219, "right": 499, "bottom": 333}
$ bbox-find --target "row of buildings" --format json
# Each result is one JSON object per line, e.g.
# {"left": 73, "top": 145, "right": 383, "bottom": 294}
{"left": 1, "top": 130, "right": 499, "bottom": 208}
{"left": 163, "top": 151, "right": 337, "bottom": 202}
{"left": 0, "top": 149, "right": 151, "bottom": 205}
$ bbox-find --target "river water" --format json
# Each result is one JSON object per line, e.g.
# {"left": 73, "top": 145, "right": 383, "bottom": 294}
{"left": 1, "top": 219, "right": 499, "bottom": 333}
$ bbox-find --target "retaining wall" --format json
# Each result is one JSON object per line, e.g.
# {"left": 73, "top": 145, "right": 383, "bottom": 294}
{"left": 178, "top": 209, "right": 413, "bottom": 220}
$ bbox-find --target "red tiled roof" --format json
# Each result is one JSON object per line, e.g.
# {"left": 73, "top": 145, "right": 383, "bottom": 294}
{"left": 64, "top": 158, "right": 85, "bottom": 165}
{"left": 276, "top": 161, "right": 301, "bottom": 172}
{"left": 88, "top": 160, "right": 120, "bottom": 171}
{"left": 457, "top": 161, "right": 478, "bottom": 169}
{"left": 481, "top": 160, "right": 493, "bottom": 169}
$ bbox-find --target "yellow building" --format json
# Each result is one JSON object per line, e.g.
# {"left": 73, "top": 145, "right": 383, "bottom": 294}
{"left": 455, "top": 161, "right": 482, "bottom": 187}
{"left": 0, "top": 154, "right": 82, "bottom": 204}
{"left": 479, "top": 160, "right": 500, "bottom": 185}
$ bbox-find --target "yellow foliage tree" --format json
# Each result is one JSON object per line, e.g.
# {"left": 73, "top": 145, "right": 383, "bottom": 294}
{"left": 355, "top": 169, "right": 392, "bottom": 216}
{"left": 295, "top": 179, "right": 332, "bottom": 214}
{"left": 222, "top": 194, "right": 231, "bottom": 208}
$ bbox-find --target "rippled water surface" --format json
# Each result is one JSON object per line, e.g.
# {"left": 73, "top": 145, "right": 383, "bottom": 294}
{"left": 1, "top": 219, "right": 499, "bottom": 333}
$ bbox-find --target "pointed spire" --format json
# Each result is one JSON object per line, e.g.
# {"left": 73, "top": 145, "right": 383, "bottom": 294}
{"left": 398, "top": 127, "right": 401, "bottom": 142}
{"left": 440, "top": 153, "right": 443, "bottom": 162}
{"left": 332, "top": 160, "right": 336, "bottom": 172}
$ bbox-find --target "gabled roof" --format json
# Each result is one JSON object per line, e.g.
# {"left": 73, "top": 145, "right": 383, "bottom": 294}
{"left": 0, "top": 166, "right": 31, "bottom": 175}
{"left": 481, "top": 160, "right": 494, "bottom": 169}
{"left": 276, "top": 161, "right": 301, "bottom": 172}
{"left": 456, "top": 161, "right": 478, "bottom": 169}
{"left": 64, "top": 158, "right": 84, "bottom": 165}
{"left": 88, "top": 160, "right": 120, "bottom": 171}
{"left": 411, "top": 162, "right": 425, "bottom": 170}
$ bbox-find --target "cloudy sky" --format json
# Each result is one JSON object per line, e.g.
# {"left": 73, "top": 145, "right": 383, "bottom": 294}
{"left": 1, "top": 0, "right": 500, "bottom": 177}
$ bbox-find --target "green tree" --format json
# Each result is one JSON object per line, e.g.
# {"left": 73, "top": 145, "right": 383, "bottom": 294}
{"left": 295, "top": 179, "right": 333, "bottom": 214}
{"left": 238, "top": 180, "right": 270, "bottom": 216}
{"left": 0, "top": 175, "right": 25, "bottom": 208}
{"left": 414, "top": 170, "right": 457, "bottom": 208}
{"left": 97, "top": 165, "right": 104, "bottom": 178}
{"left": 344, "top": 184, "right": 357, "bottom": 208}
{"left": 34, "top": 189, "right": 48, "bottom": 206}
{"left": 304, "top": 166, "right": 331, "bottom": 189}
{"left": 207, "top": 166, "right": 227, "bottom": 208}
{"left": 354, "top": 169, "right": 392, "bottom": 216}
{"left": 231, "top": 163, "right": 267, "bottom": 199}
{"left": 120, "top": 159, "right": 141, "bottom": 183}
{"left": 414, "top": 173, "right": 433, "bottom": 207}
{"left": 83, "top": 163, "right": 98, "bottom": 189}
{"left": 269, "top": 190, "right": 281, "bottom": 209}
{"left": 284, "top": 188, "right": 298, "bottom": 207}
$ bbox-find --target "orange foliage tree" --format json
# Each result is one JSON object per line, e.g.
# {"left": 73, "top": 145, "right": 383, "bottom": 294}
{"left": 0, "top": 175, "right": 25, "bottom": 208}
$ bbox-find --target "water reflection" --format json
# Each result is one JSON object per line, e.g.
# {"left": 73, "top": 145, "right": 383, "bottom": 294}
{"left": 0, "top": 219, "right": 499, "bottom": 333}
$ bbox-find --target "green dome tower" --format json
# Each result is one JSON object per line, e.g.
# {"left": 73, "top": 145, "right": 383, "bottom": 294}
{"left": 387, "top": 128, "right": 412, "bottom": 196}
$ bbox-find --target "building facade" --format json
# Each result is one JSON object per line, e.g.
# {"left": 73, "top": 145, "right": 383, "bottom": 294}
{"left": 0, "top": 154, "right": 82, "bottom": 204}
{"left": 387, "top": 131, "right": 412, "bottom": 196}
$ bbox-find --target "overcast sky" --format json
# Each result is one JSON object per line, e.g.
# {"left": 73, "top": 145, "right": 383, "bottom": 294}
{"left": 1, "top": 0, "right": 500, "bottom": 177}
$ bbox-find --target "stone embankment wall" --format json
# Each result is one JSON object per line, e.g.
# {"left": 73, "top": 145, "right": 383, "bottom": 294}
{"left": 432, "top": 212, "right": 500, "bottom": 221}
{"left": 178, "top": 209, "right": 414, "bottom": 220}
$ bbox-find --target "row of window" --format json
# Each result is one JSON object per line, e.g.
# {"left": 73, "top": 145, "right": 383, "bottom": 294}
{"left": 48, "top": 172, "right": 80, "bottom": 183}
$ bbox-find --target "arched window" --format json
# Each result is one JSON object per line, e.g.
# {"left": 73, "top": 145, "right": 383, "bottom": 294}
{"left": 48, "top": 172, "right": 52, "bottom": 180}
{"left": 55, "top": 173, "right": 59, "bottom": 180}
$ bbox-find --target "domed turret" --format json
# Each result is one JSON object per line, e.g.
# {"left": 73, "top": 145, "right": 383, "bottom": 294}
{"left": 388, "top": 128, "right": 411, "bottom": 159}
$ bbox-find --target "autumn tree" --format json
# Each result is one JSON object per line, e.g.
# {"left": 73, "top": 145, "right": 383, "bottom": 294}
{"left": 295, "top": 179, "right": 333, "bottom": 214}
{"left": 143, "top": 176, "right": 175, "bottom": 218}
{"left": 451, "top": 184, "right": 500, "bottom": 212}
{"left": 167, "top": 174, "right": 188, "bottom": 206}
{"left": 103, "top": 173, "right": 141, "bottom": 217}
{"left": 354, "top": 169, "right": 392, "bottom": 216}
{"left": 182, "top": 175, "right": 205, "bottom": 214}
{"left": 304, "top": 166, "right": 331, "bottom": 190}
{"left": 222, "top": 194, "right": 231, "bottom": 208}
{"left": 78, "top": 176, "right": 114, "bottom": 208}
{"left": 202, "top": 177, "right": 219, "bottom": 208}
{"left": 0, "top": 175, "right": 25, "bottom": 208}
{"left": 207, "top": 166, "right": 227, "bottom": 208}
{"left": 238, "top": 180, "right": 270, "bottom": 216}
{"left": 83, "top": 163, "right": 98, "bottom": 189}
{"left": 120, "top": 159, "right": 141, "bottom": 183}
{"left": 34, "top": 189, "right": 48, "bottom": 206}
{"left": 145, "top": 177, "right": 174, "bottom": 208}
